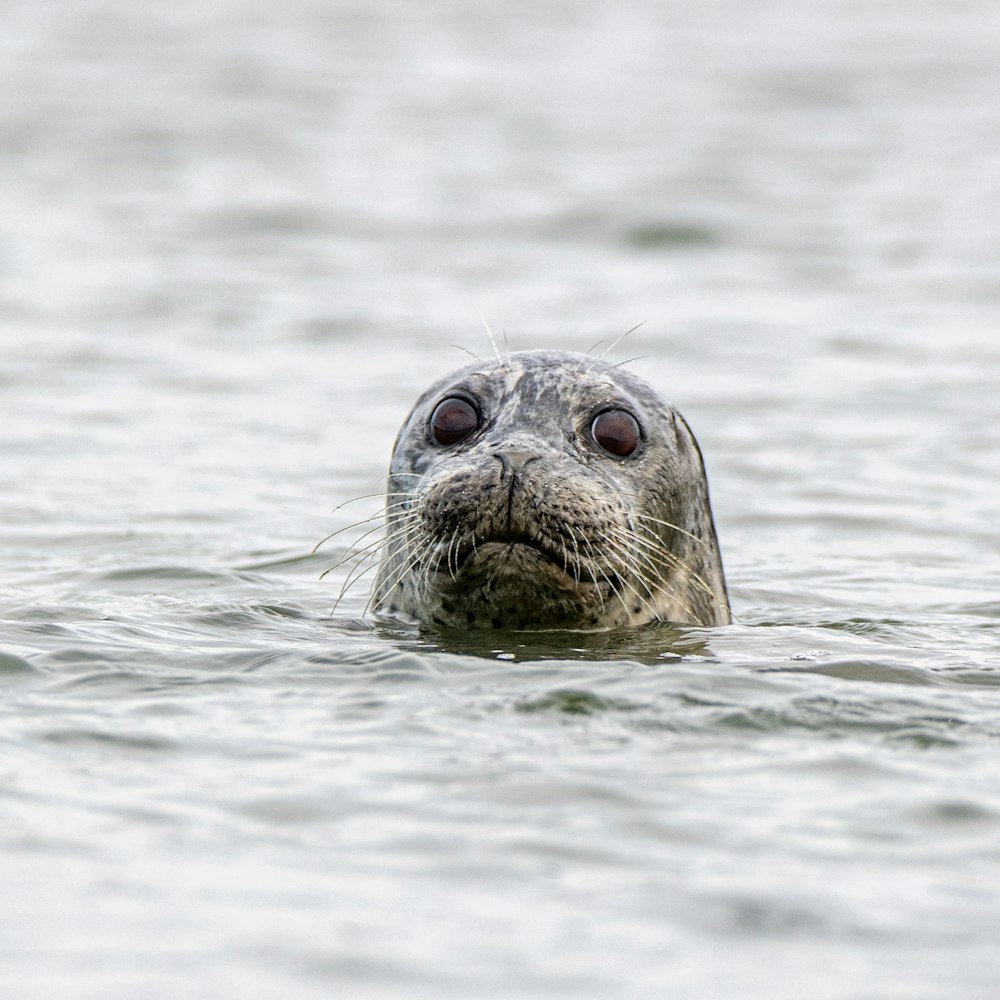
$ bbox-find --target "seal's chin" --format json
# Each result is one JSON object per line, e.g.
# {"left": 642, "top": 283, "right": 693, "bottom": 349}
{"left": 420, "top": 537, "right": 610, "bottom": 630}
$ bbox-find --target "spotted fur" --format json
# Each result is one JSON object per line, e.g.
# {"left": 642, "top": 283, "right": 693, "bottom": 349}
{"left": 373, "top": 350, "right": 730, "bottom": 629}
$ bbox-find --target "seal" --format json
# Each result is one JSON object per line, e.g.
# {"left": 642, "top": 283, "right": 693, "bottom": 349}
{"left": 371, "top": 349, "right": 730, "bottom": 630}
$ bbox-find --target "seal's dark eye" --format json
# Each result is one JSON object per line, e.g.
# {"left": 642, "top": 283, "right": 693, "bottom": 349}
{"left": 430, "top": 397, "right": 479, "bottom": 446}
{"left": 591, "top": 409, "right": 641, "bottom": 457}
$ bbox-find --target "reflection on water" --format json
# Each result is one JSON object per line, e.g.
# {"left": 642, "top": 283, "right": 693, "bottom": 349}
{"left": 383, "top": 618, "right": 705, "bottom": 664}
{"left": 3, "top": 0, "right": 1000, "bottom": 998}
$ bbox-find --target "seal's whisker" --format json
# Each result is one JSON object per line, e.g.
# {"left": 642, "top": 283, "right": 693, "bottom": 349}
{"left": 425, "top": 529, "right": 468, "bottom": 584}
{"left": 631, "top": 563, "right": 699, "bottom": 622}
{"left": 313, "top": 511, "right": 388, "bottom": 555}
{"left": 333, "top": 549, "right": 383, "bottom": 611}
{"left": 596, "top": 320, "right": 646, "bottom": 361}
{"left": 581, "top": 323, "right": 647, "bottom": 376}
{"left": 446, "top": 527, "right": 462, "bottom": 582}
{"left": 365, "top": 532, "right": 435, "bottom": 616}
{"left": 573, "top": 531, "right": 628, "bottom": 607}
{"left": 605, "top": 355, "right": 647, "bottom": 372}
{"left": 629, "top": 523, "right": 727, "bottom": 607}
{"left": 325, "top": 509, "right": 422, "bottom": 576}
{"left": 320, "top": 517, "right": 419, "bottom": 586}
{"left": 617, "top": 526, "right": 692, "bottom": 582}
{"left": 604, "top": 524, "right": 695, "bottom": 608}
{"left": 480, "top": 314, "right": 507, "bottom": 370}
{"left": 603, "top": 522, "right": 664, "bottom": 581}
{"left": 601, "top": 535, "right": 657, "bottom": 597}
{"left": 561, "top": 521, "right": 582, "bottom": 582}
{"left": 377, "top": 550, "right": 424, "bottom": 617}
{"left": 598, "top": 529, "right": 701, "bottom": 622}
{"left": 631, "top": 511, "right": 708, "bottom": 547}
{"left": 627, "top": 531, "right": 726, "bottom": 615}
{"left": 318, "top": 532, "right": 384, "bottom": 582}
{"left": 599, "top": 560, "right": 637, "bottom": 620}
{"left": 313, "top": 495, "right": 419, "bottom": 554}
{"left": 574, "top": 534, "right": 611, "bottom": 617}
{"left": 451, "top": 344, "right": 487, "bottom": 365}
{"left": 330, "top": 538, "right": 397, "bottom": 610}
{"left": 611, "top": 569, "right": 663, "bottom": 621}
{"left": 608, "top": 546, "right": 694, "bottom": 623}
{"left": 332, "top": 490, "right": 418, "bottom": 512}
{"left": 314, "top": 505, "right": 411, "bottom": 554}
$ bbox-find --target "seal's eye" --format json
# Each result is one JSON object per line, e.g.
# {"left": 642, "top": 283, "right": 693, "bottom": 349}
{"left": 591, "top": 409, "right": 641, "bottom": 457}
{"left": 430, "top": 397, "right": 480, "bottom": 446}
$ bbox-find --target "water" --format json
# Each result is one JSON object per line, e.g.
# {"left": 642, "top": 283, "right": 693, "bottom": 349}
{"left": 2, "top": 1, "right": 1000, "bottom": 997}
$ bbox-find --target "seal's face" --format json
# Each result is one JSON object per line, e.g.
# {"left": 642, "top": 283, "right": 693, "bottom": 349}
{"left": 373, "top": 350, "right": 729, "bottom": 630}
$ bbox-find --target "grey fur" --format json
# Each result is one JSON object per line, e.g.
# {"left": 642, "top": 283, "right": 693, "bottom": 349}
{"left": 373, "top": 350, "right": 730, "bottom": 629}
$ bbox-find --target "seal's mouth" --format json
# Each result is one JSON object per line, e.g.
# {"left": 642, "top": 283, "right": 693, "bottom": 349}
{"left": 435, "top": 530, "right": 617, "bottom": 589}
{"left": 471, "top": 529, "right": 559, "bottom": 563}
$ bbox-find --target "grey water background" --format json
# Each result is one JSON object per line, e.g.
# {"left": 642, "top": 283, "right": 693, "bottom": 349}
{"left": 2, "top": 0, "right": 1000, "bottom": 997}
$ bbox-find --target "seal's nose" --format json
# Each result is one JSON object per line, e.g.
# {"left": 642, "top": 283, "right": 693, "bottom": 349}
{"left": 493, "top": 446, "right": 538, "bottom": 477}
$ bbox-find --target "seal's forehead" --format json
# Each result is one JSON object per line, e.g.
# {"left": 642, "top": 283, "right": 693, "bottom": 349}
{"left": 426, "top": 349, "right": 663, "bottom": 404}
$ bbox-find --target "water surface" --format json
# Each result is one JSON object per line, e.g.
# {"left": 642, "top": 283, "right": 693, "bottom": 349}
{"left": 2, "top": 1, "right": 1000, "bottom": 997}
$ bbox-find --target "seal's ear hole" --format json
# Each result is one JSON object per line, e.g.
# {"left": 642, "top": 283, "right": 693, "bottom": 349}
{"left": 430, "top": 397, "right": 480, "bottom": 446}
{"left": 591, "top": 409, "right": 641, "bottom": 457}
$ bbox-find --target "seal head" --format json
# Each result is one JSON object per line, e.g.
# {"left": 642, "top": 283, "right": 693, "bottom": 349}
{"left": 373, "top": 350, "right": 729, "bottom": 629}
